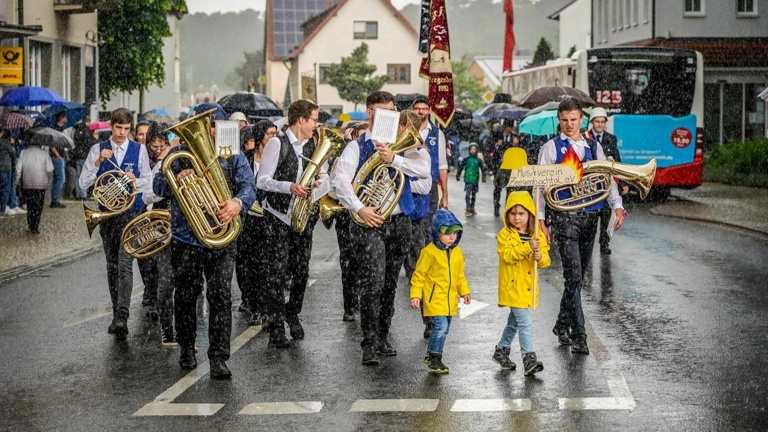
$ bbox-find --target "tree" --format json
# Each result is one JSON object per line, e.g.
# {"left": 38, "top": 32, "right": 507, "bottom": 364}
{"left": 326, "top": 43, "right": 389, "bottom": 110}
{"left": 452, "top": 55, "right": 492, "bottom": 111}
{"left": 225, "top": 50, "right": 266, "bottom": 93}
{"left": 531, "top": 37, "right": 555, "bottom": 67}
{"left": 98, "top": 0, "right": 188, "bottom": 110}
{"left": 566, "top": 45, "right": 577, "bottom": 58}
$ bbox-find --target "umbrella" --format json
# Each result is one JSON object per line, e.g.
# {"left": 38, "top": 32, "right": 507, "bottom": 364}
{"left": 340, "top": 111, "right": 367, "bottom": 121}
{"left": 36, "top": 102, "right": 87, "bottom": 130}
{"left": 394, "top": 93, "right": 426, "bottom": 111}
{"left": 318, "top": 109, "right": 333, "bottom": 124}
{"left": 474, "top": 103, "right": 520, "bottom": 118}
{"left": 0, "top": 112, "right": 34, "bottom": 129}
{"left": 140, "top": 109, "right": 175, "bottom": 124}
{"left": 217, "top": 92, "right": 283, "bottom": 121}
{"left": 488, "top": 107, "right": 529, "bottom": 120}
{"left": 0, "top": 86, "right": 66, "bottom": 107}
{"left": 455, "top": 103, "right": 472, "bottom": 114}
{"left": 519, "top": 109, "right": 588, "bottom": 136}
{"left": 518, "top": 86, "right": 597, "bottom": 109}
{"left": 25, "top": 127, "right": 74, "bottom": 150}
{"left": 89, "top": 121, "right": 111, "bottom": 131}
{"left": 523, "top": 101, "right": 561, "bottom": 117}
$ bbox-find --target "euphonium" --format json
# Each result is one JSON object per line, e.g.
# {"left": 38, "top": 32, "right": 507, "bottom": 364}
{"left": 545, "top": 158, "right": 657, "bottom": 212}
{"left": 83, "top": 159, "right": 138, "bottom": 238}
{"left": 121, "top": 209, "right": 172, "bottom": 259}
{"left": 162, "top": 108, "right": 242, "bottom": 248}
{"left": 290, "top": 127, "right": 347, "bottom": 232}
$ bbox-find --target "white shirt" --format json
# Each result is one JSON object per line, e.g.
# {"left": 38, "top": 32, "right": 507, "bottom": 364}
{"left": 410, "top": 148, "right": 433, "bottom": 195}
{"left": 256, "top": 128, "right": 308, "bottom": 224}
{"left": 79, "top": 139, "right": 151, "bottom": 195}
{"left": 419, "top": 123, "right": 448, "bottom": 171}
{"left": 536, "top": 133, "right": 623, "bottom": 220}
{"left": 331, "top": 131, "right": 430, "bottom": 216}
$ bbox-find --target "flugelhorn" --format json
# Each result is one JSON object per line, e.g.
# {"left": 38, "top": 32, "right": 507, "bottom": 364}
{"left": 121, "top": 209, "right": 172, "bottom": 259}
{"left": 545, "top": 158, "right": 657, "bottom": 212}
{"left": 83, "top": 158, "right": 138, "bottom": 237}
{"left": 162, "top": 109, "right": 241, "bottom": 248}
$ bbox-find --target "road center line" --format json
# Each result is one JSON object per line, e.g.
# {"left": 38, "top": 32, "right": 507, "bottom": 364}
{"left": 63, "top": 284, "right": 145, "bottom": 328}
{"left": 349, "top": 399, "right": 439, "bottom": 412}
{"left": 239, "top": 401, "right": 324, "bottom": 415}
{"left": 451, "top": 399, "right": 531, "bottom": 412}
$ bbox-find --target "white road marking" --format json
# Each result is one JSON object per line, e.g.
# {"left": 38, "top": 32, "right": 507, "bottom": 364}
{"left": 64, "top": 284, "right": 144, "bottom": 328}
{"left": 451, "top": 399, "right": 531, "bottom": 412}
{"left": 307, "top": 279, "right": 316, "bottom": 288}
{"left": 133, "top": 325, "right": 262, "bottom": 417}
{"left": 458, "top": 299, "right": 489, "bottom": 319}
{"left": 559, "top": 397, "right": 636, "bottom": 410}
{"left": 349, "top": 399, "right": 439, "bottom": 412}
{"left": 239, "top": 401, "right": 323, "bottom": 415}
{"left": 485, "top": 232, "right": 497, "bottom": 239}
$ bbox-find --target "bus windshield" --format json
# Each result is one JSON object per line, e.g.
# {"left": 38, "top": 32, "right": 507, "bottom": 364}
{"left": 586, "top": 49, "right": 697, "bottom": 117}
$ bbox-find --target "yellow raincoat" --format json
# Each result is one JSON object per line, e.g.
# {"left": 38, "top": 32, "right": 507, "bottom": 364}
{"left": 497, "top": 191, "right": 551, "bottom": 309}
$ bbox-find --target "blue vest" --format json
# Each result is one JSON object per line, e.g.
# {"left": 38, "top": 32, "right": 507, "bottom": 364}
{"left": 356, "top": 136, "right": 414, "bottom": 216}
{"left": 424, "top": 125, "right": 440, "bottom": 183}
{"left": 554, "top": 136, "right": 605, "bottom": 212}
{"left": 95, "top": 140, "right": 143, "bottom": 214}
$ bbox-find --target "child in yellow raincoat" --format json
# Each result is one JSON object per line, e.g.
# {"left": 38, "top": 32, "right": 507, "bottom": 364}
{"left": 410, "top": 209, "right": 471, "bottom": 374}
{"left": 493, "top": 191, "right": 551, "bottom": 376}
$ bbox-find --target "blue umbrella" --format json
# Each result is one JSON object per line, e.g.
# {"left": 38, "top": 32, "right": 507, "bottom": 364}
{"left": 0, "top": 86, "right": 66, "bottom": 107}
{"left": 345, "top": 111, "right": 367, "bottom": 121}
{"left": 36, "top": 102, "right": 87, "bottom": 130}
{"left": 519, "top": 109, "right": 588, "bottom": 136}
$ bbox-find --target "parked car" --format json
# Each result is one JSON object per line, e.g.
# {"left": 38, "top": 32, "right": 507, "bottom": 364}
{"left": 217, "top": 92, "right": 283, "bottom": 123}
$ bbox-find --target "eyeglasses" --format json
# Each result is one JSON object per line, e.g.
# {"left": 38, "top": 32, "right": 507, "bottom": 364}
{"left": 308, "top": 117, "right": 319, "bottom": 123}
{"left": 265, "top": 131, "right": 277, "bottom": 137}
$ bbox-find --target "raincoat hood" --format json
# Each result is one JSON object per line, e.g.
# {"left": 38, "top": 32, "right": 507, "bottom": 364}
{"left": 502, "top": 191, "right": 536, "bottom": 230}
{"left": 431, "top": 209, "right": 463, "bottom": 250}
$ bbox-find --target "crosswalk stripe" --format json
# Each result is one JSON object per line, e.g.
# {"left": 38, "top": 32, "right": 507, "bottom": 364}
{"left": 451, "top": 399, "right": 531, "bottom": 412}
{"left": 239, "top": 402, "right": 323, "bottom": 415}
{"left": 558, "top": 397, "right": 636, "bottom": 410}
{"left": 349, "top": 399, "right": 439, "bottom": 412}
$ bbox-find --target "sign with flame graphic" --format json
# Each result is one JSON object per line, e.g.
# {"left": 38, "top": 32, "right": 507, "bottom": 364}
{"left": 502, "top": 148, "right": 583, "bottom": 188}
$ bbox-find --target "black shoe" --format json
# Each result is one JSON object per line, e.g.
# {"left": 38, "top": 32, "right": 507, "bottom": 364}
{"left": 179, "top": 346, "right": 197, "bottom": 370}
{"left": 553, "top": 323, "right": 572, "bottom": 346}
{"left": 146, "top": 309, "right": 159, "bottom": 321}
{"left": 342, "top": 311, "right": 356, "bottom": 322}
{"left": 113, "top": 316, "right": 128, "bottom": 339}
{"left": 423, "top": 322, "right": 433, "bottom": 339}
{"left": 377, "top": 339, "right": 397, "bottom": 356}
{"left": 209, "top": 359, "right": 232, "bottom": 380}
{"left": 268, "top": 328, "right": 290, "bottom": 348}
{"left": 248, "top": 311, "right": 263, "bottom": 327}
{"left": 523, "top": 352, "right": 544, "bottom": 376}
{"left": 494, "top": 209, "right": 500, "bottom": 217}
{"left": 601, "top": 246, "right": 612, "bottom": 255}
{"left": 142, "top": 298, "right": 153, "bottom": 307}
{"left": 49, "top": 202, "right": 66, "bottom": 208}
{"left": 107, "top": 317, "right": 117, "bottom": 334}
{"left": 362, "top": 347, "right": 380, "bottom": 366}
{"left": 424, "top": 353, "right": 449, "bottom": 374}
{"left": 161, "top": 325, "right": 178, "bottom": 348}
{"left": 492, "top": 346, "right": 516, "bottom": 370}
{"left": 571, "top": 335, "right": 590, "bottom": 355}
{"left": 238, "top": 303, "right": 250, "bottom": 313}
{"left": 286, "top": 315, "right": 304, "bottom": 340}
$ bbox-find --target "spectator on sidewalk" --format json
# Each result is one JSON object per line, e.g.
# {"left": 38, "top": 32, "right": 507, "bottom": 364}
{"left": 71, "top": 116, "right": 93, "bottom": 200}
{"left": 50, "top": 112, "right": 68, "bottom": 208}
{"left": 15, "top": 141, "right": 53, "bottom": 233}
{"left": 0, "top": 129, "right": 16, "bottom": 216}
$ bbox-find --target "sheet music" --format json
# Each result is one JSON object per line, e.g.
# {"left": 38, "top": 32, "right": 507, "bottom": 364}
{"left": 370, "top": 108, "right": 399, "bottom": 144}
{"left": 312, "top": 178, "right": 332, "bottom": 203}
{"left": 607, "top": 210, "right": 617, "bottom": 239}
{"left": 215, "top": 120, "right": 240, "bottom": 157}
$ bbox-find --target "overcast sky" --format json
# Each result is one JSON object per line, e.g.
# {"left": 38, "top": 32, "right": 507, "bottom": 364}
{"left": 185, "top": 0, "right": 421, "bottom": 15}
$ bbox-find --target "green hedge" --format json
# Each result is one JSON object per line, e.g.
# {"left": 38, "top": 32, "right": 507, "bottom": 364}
{"left": 704, "top": 138, "right": 768, "bottom": 188}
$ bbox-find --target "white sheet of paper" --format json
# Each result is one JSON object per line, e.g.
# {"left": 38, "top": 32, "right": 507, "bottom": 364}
{"left": 370, "top": 108, "right": 399, "bottom": 144}
{"left": 607, "top": 210, "right": 617, "bottom": 239}
{"left": 215, "top": 120, "right": 240, "bottom": 157}
{"left": 312, "top": 178, "right": 331, "bottom": 203}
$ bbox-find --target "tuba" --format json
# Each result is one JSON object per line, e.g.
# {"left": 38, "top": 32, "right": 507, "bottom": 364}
{"left": 121, "top": 209, "right": 172, "bottom": 259}
{"left": 290, "top": 127, "right": 347, "bottom": 232}
{"left": 83, "top": 159, "right": 138, "bottom": 237}
{"left": 545, "top": 158, "right": 657, "bottom": 211}
{"left": 161, "top": 109, "right": 242, "bottom": 249}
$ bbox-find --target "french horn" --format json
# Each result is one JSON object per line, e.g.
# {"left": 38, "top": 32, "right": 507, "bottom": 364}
{"left": 121, "top": 209, "right": 172, "bottom": 259}
{"left": 83, "top": 159, "right": 138, "bottom": 237}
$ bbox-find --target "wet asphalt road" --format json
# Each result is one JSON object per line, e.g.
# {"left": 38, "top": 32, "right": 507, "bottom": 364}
{"left": 1, "top": 178, "right": 767, "bottom": 431}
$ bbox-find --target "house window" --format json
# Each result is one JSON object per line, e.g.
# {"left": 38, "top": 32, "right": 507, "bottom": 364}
{"left": 737, "top": 0, "right": 757, "bottom": 15}
{"left": 353, "top": 21, "right": 378, "bottom": 39}
{"left": 684, "top": 0, "right": 704, "bottom": 15}
{"left": 318, "top": 64, "right": 331, "bottom": 84}
{"left": 642, "top": 0, "right": 651, "bottom": 23}
{"left": 387, "top": 64, "right": 411, "bottom": 84}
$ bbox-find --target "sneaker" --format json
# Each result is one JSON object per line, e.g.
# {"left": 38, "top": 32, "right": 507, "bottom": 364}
{"left": 4, "top": 207, "right": 17, "bottom": 215}
{"left": 424, "top": 353, "right": 449, "bottom": 374}
{"left": 423, "top": 322, "right": 433, "bottom": 339}
{"left": 161, "top": 326, "right": 178, "bottom": 348}
{"left": 362, "top": 347, "right": 380, "bottom": 366}
{"left": 553, "top": 323, "right": 572, "bottom": 346}
{"left": 523, "top": 352, "right": 544, "bottom": 376}
{"left": 492, "top": 346, "right": 516, "bottom": 370}
{"left": 464, "top": 208, "right": 472, "bottom": 216}
{"left": 11, "top": 207, "right": 26, "bottom": 214}
{"left": 471, "top": 207, "right": 477, "bottom": 215}
{"left": 571, "top": 334, "right": 590, "bottom": 355}
{"left": 286, "top": 315, "right": 304, "bottom": 340}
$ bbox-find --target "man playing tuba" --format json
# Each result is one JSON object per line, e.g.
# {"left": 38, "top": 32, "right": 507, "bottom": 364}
{"left": 153, "top": 103, "right": 256, "bottom": 379}
{"left": 331, "top": 91, "right": 430, "bottom": 366}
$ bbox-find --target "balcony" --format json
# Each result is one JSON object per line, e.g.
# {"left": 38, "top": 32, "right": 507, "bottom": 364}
{"left": 53, "top": 0, "right": 120, "bottom": 14}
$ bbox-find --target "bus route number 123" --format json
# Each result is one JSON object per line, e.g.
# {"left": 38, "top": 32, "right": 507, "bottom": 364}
{"left": 595, "top": 90, "right": 622, "bottom": 105}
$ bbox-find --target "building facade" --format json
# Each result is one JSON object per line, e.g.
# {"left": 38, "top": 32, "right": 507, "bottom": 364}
{"left": 548, "top": 0, "right": 592, "bottom": 57}
{"left": 590, "top": 0, "right": 768, "bottom": 144}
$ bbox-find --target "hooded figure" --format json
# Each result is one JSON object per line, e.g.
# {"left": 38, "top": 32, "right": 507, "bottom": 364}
{"left": 409, "top": 209, "right": 471, "bottom": 317}
{"left": 497, "top": 191, "right": 551, "bottom": 309}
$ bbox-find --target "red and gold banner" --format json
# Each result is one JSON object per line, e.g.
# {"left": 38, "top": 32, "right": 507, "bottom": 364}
{"left": 503, "top": 0, "right": 515, "bottom": 73}
{"left": 418, "top": 0, "right": 454, "bottom": 128}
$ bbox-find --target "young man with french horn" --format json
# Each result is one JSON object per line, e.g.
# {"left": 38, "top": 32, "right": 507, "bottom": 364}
{"left": 331, "top": 91, "right": 431, "bottom": 366}
{"left": 79, "top": 108, "right": 151, "bottom": 340}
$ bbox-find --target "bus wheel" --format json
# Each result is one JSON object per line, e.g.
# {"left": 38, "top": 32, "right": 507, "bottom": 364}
{"left": 648, "top": 187, "right": 671, "bottom": 203}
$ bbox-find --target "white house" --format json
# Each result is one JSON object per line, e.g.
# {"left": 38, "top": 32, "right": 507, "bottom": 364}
{"left": 283, "top": 0, "right": 428, "bottom": 114}
{"left": 547, "top": 0, "right": 591, "bottom": 57}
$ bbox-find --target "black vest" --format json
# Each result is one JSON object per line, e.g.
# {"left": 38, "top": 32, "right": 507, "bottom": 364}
{"left": 261, "top": 134, "right": 315, "bottom": 214}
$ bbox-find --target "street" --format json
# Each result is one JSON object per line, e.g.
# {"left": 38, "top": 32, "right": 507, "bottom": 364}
{"left": 1, "top": 179, "right": 767, "bottom": 432}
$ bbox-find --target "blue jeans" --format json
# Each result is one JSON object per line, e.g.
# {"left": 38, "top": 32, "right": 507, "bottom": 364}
{"left": 427, "top": 316, "right": 452, "bottom": 355}
{"left": 0, "top": 170, "right": 11, "bottom": 212}
{"left": 498, "top": 307, "right": 534, "bottom": 358}
{"left": 51, "top": 156, "right": 65, "bottom": 203}
{"left": 464, "top": 182, "right": 478, "bottom": 208}
{"left": 74, "top": 159, "right": 88, "bottom": 199}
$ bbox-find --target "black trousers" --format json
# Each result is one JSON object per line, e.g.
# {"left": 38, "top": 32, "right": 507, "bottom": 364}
{"left": 22, "top": 189, "right": 45, "bottom": 231}
{"left": 172, "top": 239, "right": 235, "bottom": 361}
{"left": 351, "top": 213, "right": 412, "bottom": 349}
{"left": 138, "top": 255, "right": 158, "bottom": 306}
{"left": 155, "top": 245, "right": 174, "bottom": 329}
{"left": 99, "top": 211, "right": 138, "bottom": 318}
{"left": 334, "top": 212, "right": 359, "bottom": 314}
{"left": 598, "top": 206, "right": 613, "bottom": 249}
{"left": 261, "top": 211, "right": 316, "bottom": 330}
{"left": 551, "top": 212, "right": 599, "bottom": 337}
{"left": 236, "top": 214, "right": 268, "bottom": 314}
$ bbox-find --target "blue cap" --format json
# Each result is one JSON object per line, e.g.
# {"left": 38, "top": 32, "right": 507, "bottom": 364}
{"left": 193, "top": 103, "right": 228, "bottom": 121}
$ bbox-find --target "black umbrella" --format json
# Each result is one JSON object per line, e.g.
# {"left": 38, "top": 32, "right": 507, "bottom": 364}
{"left": 522, "top": 102, "right": 561, "bottom": 117}
{"left": 475, "top": 103, "right": 520, "bottom": 118}
{"left": 518, "top": 86, "right": 597, "bottom": 109}
{"left": 394, "top": 93, "right": 426, "bottom": 111}
{"left": 25, "top": 127, "right": 74, "bottom": 150}
{"left": 218, "top": 92, "right": 283, "bottom": 121}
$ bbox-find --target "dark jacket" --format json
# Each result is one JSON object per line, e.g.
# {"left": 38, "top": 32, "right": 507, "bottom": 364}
{"left": 589, "top": 130, "right": 621, "bottom": 163}
{"left": 0, "top": 138, "right": 14, "bottom": 172}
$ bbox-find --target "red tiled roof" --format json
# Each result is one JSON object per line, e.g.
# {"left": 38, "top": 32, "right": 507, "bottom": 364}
{"left": 633, "top": 38, "right": 768, "bottom": 68}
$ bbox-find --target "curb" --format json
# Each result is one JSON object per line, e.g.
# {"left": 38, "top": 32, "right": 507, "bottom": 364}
{"left": 0, "top": 243, "right": 103, "bottom": 285}
{"left": 649, "top": 206, "right": 768, "bottom": 241}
